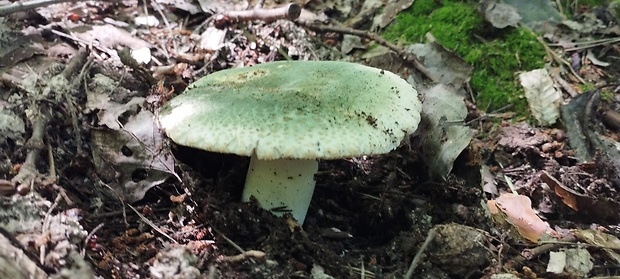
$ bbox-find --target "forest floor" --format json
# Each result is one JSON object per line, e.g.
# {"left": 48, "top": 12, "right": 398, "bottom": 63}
{"left": 1, "top": 0, "right": 620, "bottom": 278}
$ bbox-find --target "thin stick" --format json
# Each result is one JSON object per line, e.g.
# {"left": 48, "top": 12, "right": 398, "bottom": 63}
{"left": 98, "top": 181, "right": 128, "bottom": 226}
{"left": 41, "top": 26, "right": 115, "bottom": 58}
{"left": 464, "top": 104, "right": 513, "bottom": 125}
{"left": 348, "top": 266, "right": 375, "bottom": 278}
{"left": 551, "top": 71, "right": 578, "bottom": 97}
{"left": 360, "top": 256, "right": 365, "bottom": 279}
{"left": 151, "top": 1, "right": 177, "bottom": 56}
{"left": 549, "top": 36, "right": 620, "bottom": 47}
{"left": 41, "top": 195, "right": 62, "bottom": 264}
{"left": 211, "top": 226, "right": 245, "bottom": 254}
{"left": 127, "top": 204, "right": 177, "bottom": 243}
{"left": 404, "top": 227, "right": 437, "bottom": 279}
{"left": 503, "top": 242, "right": 559, "bottom": 270}
{"left": 220, "top": 3, "right": 301, "bottom": 23}
{"left": 81, "top": 223, "right": 104, "bottom": 256}
{"left": 532, "top": 32, "right": 585, "bottom": 84}
{"left": 300, "top": 23, "right": 438, "bottom": 82}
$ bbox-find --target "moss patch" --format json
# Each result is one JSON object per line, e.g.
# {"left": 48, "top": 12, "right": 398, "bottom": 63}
{"left": 383, "top": 0, "right": 547, "bottom": 114}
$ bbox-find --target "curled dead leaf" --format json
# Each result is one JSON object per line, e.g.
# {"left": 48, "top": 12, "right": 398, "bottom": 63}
{"left": 540, "top": 171, "right": 579, "bottom": 211}
{"left": 488, "top": 193, "right": 556, "bottom": 242}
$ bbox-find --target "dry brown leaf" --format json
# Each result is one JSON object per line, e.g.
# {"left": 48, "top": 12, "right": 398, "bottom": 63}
{"left": 489, "top": 193, "right": 555, "bottom": 242}
{"left": 540, "top": 171, "right": 579, "bottom": 211}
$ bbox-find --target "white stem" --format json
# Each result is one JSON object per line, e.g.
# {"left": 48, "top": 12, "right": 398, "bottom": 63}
{"left": 242, "top": 153, "right": 318, "bottom": 224}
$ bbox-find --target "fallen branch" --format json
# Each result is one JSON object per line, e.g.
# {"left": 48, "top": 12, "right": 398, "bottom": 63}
{"left": 11, "top": 49, "right": 88, "bottom": 190}
{"left": 0, "top": 0, "right": 80, "bottom": 16}
{"left": 300, "top": 23, "right": 438, "bottom": 82}
{"left": 11, "top": 109, "right": 49, "bottom": 186}
{"left": 215, "top": 3, "right": 301, "bottom": 27}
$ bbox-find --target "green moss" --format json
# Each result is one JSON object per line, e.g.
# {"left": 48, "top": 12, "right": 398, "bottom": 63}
{"left": 383, "top": 0, "right": 547, "bottom": 115}
{"left": 600, "top": 90, "right": 614, "bottom": 102}
{"left": 579, "top": 83, "right": 597, "bottom": 92}
{"left": 579, "top": 83, "right": 613, "bottom": 101}
{"left": 613, "top": 0, "right": 620, "bottom": 18}
{"left": 367, "top": 43, "right": 381, "bottom": 51}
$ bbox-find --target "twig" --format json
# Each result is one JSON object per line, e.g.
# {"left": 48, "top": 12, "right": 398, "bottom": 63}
{"left": 40, "top": 194, "right": 62, "bottom": 264}
{"left": 61, "top": 48, "right": 88, "bottom": 79}
{"left": 217, "top": 3, "right": 301, "bottom": 24}
{"left": 464, "top": 104, "right": 513, "bottom": 125}
{"left": 81, "top": 223, "right": 104, "bottom": 256}
{"left": 300, "top": 22, "right": 438, "bottom": 82}
{"left": 151, "top": 0, "right": 177, "bottom": 56}
{"left": 207, "top": 265, "right": 218, "bottom": 279}
{"left": 46, "top": 141, "right": 56, "bottom": 181}
{"left": 118, "top": 47, "right": 157, "bottom": 86}
{"left": 551, "top": 71, "right": 578, "bottom": 98}
{"left": 98, "top": 181, "right": 129, "bottom": 226}
{"left": 41, "top": 26, "right": 115, "bottom": 58}
{"left": 404, "top": 227, "right": 437, "bottom": 279}
{"left": 127, "top": 204, "right": 177, "bottom": 243}
{"left": 11, "top": 109, "right": 49, "bottom": 186}
{"left": 0, "top": 179, "right": 16, "bottom": 196}
{"left": 88, "top": 206, "right": 170, "bottom": 219}
{"left": 211, "top": 226, "right": 245, "bottom": 254}
{"left": 562, "top": 37, "right": 620, "bottom": 52}
{"left": 503, "top": 242, "right": 558, "bottom": 271}
{"left": 0, "top": 0, "right": 80, "bottom": 16}
{"left": 348, "top": 266, "right": 375, "bottom": 278}
{"left": 360, "top": 256, "right": 365, "bottom": 279}
{"left": 50, "top": 48, "right": 89, "bottom": 153}
{"left": 533, "top": 33, "right": 585, "bottom": 84}
{"left": 45, "top": 141, "right": 75, "bottom": 205}
{"left": 219, "top": 250, "right": 266, "bottom": 263}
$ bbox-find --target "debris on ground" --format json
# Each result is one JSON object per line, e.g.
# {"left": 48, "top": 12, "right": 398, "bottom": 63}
{"left": 1, "top": 0, "right": 620, "bottom": 278}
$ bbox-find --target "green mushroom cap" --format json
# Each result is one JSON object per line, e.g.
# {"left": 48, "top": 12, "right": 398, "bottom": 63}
{"left": 159, "top": 60, "right": 421, "bottom": 160}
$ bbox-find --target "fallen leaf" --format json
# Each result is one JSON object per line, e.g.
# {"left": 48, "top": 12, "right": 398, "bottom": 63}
{"left": 488, "top": 193, "right": 555, "bottom": 242}
{"left": 418, "top": 84, "right": 472, "bottom": 179}
{"left": 92, "top": 106, "right": 177, "bottom": 202}
{"left": 574, "top": 229, "right": 620, "bottom": 264}
{"left": 480, "top": 1, "right": 521, "bottom": 29}
{"left": 372, "top": 0, "right": 414, "bottom": 31}
{"left": 540, "top": 171, "right": 579, "bottom": 211}
{"left": 519, "top": 68, "right": 563, "bottom": 126}
{"left": 405, "top": 42, "right": 473, "bottom": 91}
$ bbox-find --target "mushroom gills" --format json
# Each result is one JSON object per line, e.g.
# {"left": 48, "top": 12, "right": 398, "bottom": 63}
{"left": 242, "top": 153, "right": 318, "bottom": 224}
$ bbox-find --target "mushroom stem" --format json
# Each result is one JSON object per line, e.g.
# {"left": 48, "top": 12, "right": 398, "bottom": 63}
{"left": 242, "top": 153, "right": 318, "bottom": 224}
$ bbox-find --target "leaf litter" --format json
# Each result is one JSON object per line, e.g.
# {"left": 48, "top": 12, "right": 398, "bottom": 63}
{"left": 1, "top": 0, "right": 620, "bottom": 278}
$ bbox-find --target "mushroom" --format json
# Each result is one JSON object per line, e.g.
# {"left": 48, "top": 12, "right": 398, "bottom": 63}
{"left": 158, "top": 61, "right": 421, "bottom": 224}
